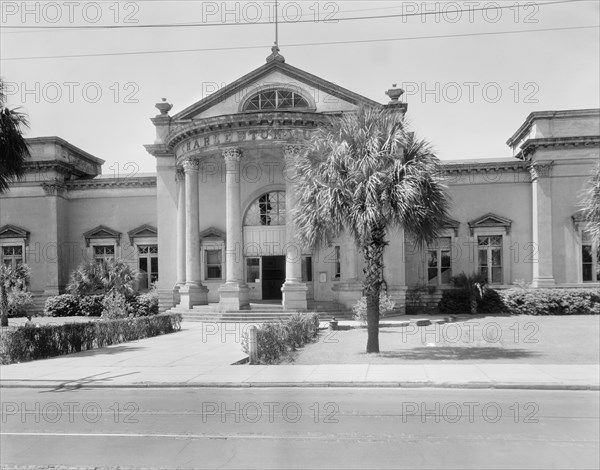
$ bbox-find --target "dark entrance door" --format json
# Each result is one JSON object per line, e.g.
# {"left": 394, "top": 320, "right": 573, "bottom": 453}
{"left": 262, "top": 256, "right": 285, "bottom": 300}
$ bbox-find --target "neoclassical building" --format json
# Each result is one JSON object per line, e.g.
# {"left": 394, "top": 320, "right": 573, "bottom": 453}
{"left": 1, "top": 48, "right": 599, "bottom": 315}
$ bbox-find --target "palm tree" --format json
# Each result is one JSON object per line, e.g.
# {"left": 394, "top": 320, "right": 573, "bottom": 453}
{"left": 67, "top": 259, "right": 138, "bottom": 297}
{"left": 0, "top": 264, "right": 31, "bottom": 327}
{"left": 293, "top": 106, "right": 451, "bottom": 353}
{"left": 0, "top": 78, "right": 31, "bottom": 193}
{"left": 450, "top": 272, "right": 486, "bottom": 314}
{"left": 581, "top": 162, "right": 600, "bottom": 249}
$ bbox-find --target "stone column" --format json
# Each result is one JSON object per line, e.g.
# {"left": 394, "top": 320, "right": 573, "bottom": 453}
{"left": 281, "top": 145, "right": 308, "bottom": 310}
{"left": 218, "top": 147, "right": 250, "bottom": 311}
{"left": 383, "top": 228, "right": 408, "bottom": 314}
{"left": 178, "top": 157, "right": 208, "bottom": 308}
{"left": 41, "top": 179, "right": 67, "bottom": 296}
{"left": 332, "top": 235, "right": 363, "bottom": 308}
{"left": 174, "top": 168, "right": 186, "bottom": 304}
{"left": 530, "top": 161, "right": 556, "bottom": 287}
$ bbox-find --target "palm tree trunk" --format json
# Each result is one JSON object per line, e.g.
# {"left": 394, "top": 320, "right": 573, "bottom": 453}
{"left": 363, "top": 227, "right": 387, "bottom": 354}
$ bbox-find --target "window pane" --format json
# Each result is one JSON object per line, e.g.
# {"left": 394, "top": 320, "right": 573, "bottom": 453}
{"left": 478, "top": 249, "right": 488, "bottom": 266}
{"left": 207, "top": 266, "right": 221, "bottom": 279}
{"left": 478, "top": 236, "right": 489, "bottom": 247}
{"left": 293, "top": 94, "right": 309, "bottom": 107}
{"left": 583, "top": 264, "right": 592, "bottom": 282}
{"left": 490, "top": 236, "right": 502, "bottom": 246}
{"left": 139, "top": 258, "right": 148, "bottom": 273}
{"left": 2, "top": 247, "right": 11, "bottom": 256}
{"left": 441, "top": 266, "right": 452, "bottom": 284}
{"left": 427, "top": 250, "right": 438, "bottom": 268}
{"left": 480, "top": 266, "right": 489, "bottom": 281}
{"left": 261, "top": 91, "right": 276, "bottom": 109}
{"left": 583, "top": 245, "right": 593, "bottom": 263}
{"left": 150, "top": 257, "right": 158, "bottom": 275}
{"left": 491, "top": 248, "right": 502, "bottom": 267}
{"left": 302, "top": 256, "right": 313, "bottom": 282}
{"left": 206, "top": 250, "right": 221, "bottom": 264}
{"left": 441, "top": 251, "right": 451, "bottom": 268}
{"left": 246, "top": 258, "right": 260, "bottom": 283}
{"left": 278, "top": 90, "right": 294, "bottom": 108}
{"left": 492, "top": 267, "right": 502, "bottom": 284}
{"left": 428, "top": 267, "right": 438, "bottom": 284}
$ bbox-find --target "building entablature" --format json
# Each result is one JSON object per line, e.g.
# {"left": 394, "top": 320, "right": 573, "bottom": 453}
{"left": 514, "top": 135, "right": 600, "bottom": 159}
{"left": 167, "top": 111, "right": 325, "bottom": 163}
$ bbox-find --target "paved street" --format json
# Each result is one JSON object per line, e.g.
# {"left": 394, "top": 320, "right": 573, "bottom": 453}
{"left": 1, "top": 387, "right": 598, "bottom": 469}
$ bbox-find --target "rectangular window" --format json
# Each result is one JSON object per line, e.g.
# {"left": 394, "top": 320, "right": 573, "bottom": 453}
{"left": 93, "top": 245, "right": 115, "bottom": 263}
{"left": 206, "top": 249, "right": 222, "bottom": 280}
{"left": 334, "top": 246, "right": 341, "bottom": 279}
{"left": 1, "top": 245, "right": 23, "bottom": 269}
{"left": 302, "top": 256, "right": 313, "bottom": 282}
{"left": 138, "top": 245, "right": 159, "bottom": 289}
{"left": 427, "top": 237, "right": 452, "bottom": 285}
{"left": 246, "top": 258, "right": 260, "bottom": 283}
{"left": 582, "top": 232, "right": 600, "bottom": 282}
{"left": 478, "top": 235, "right": 502, "bottom": 284}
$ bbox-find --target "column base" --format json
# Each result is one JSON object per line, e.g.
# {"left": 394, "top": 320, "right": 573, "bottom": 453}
{"left": 218, "top": 282, "right": 250, "bottom": 311}
{"left": 177, "top": 284, "right": 209, "bottom": 309}
{"left": 385, "top": 286, "right": 408, "bottom": 315}
{"left": 173, "top": 283, "right": 184, "bottom": 305}
{"left": 281, "top": 281, "right": 308, "bottom": 310}
{"left": 332, "top": 280, "right": 363, "bottom": 309}
{"left": 531, "top": 276, "right": 556, "bottom": 288}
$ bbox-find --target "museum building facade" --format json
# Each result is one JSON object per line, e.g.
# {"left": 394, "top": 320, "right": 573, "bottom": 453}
{"left": 1, "top": 49, "right": 599, "bottom": 314}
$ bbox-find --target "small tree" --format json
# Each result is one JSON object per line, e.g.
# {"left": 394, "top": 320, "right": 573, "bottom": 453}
{"left": 581, "top": 162, "right": 600, "bottom": 249}
{"left": 0, "top": 264, "right": 31, "bottom": 326}
{"left": 67, "top": 259, "right": 138, "bottom": 297}
{"left": 450, "top": 272, "right": 487, "bottom": 314}
{"left": 294, "top": 106, "right": 451, "bottom": 353}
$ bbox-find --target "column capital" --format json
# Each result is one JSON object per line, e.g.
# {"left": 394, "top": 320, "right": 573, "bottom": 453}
{"left": 528, "top": 160, "right": 554, "bottom": 181}
{"left": 222, "top": 147, "right": 242, "bottom": 163}
{"left": 283, "top": 144, "right": 304, "bottom": 163}
{"left": 182, "top": 157, "right": 200, "bottom": 172}
{"left": 42, "top": 179, "right": 67, "bottom": 197}
{"left": 175, "top": 167, "right": 185, "bottom": 182}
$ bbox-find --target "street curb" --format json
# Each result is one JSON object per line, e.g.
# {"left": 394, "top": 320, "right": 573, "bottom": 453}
{"left": 1, "top": 381, "right": 598, "bottom": 391}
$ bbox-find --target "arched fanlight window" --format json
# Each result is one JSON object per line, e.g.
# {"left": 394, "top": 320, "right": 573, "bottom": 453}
{"left": 243, "top": 89, "right": 309, "bottom": 111}
{"left": 244, "top": 191, "right": 286, "bottom": 226}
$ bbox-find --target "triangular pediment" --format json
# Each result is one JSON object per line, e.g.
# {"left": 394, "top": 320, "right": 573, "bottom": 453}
{"left": 83, "top": 225, "right": 121, "bottom": 246}
{"left": 0, "top": 224, "right": 30, "bottom": 240}
{"left": 199, "top": 227, "right": 226, "bottom": 241}
{"left": 443, "top": 218, "right": 461, "bottom": 236}
{"left": 174, "top": 59, "right": 381, "bottom": 121}
{"left": 468, "top": 213, "right": 512, "bottom": 235}
{"left": 127, "top": 224, "right": 157, "bottom": 244}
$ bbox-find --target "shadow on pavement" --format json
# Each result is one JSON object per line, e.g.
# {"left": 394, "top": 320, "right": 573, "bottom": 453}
{"left": 375, "top": 347, "right": 540, "bottom": 360}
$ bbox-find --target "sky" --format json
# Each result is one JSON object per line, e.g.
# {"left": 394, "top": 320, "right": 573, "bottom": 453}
{"left": 1, "top": 0, "right": 599, "bottom": 175}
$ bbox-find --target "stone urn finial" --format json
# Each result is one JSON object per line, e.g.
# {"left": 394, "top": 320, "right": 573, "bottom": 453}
{"left": 385, "top": 84, "right": 404, "bottom": 103}
{"left": 266, "top": 43, "right": 285, "bottom": 63}
{"left": 155, "top": 98, "right": 173, "bottom": 116}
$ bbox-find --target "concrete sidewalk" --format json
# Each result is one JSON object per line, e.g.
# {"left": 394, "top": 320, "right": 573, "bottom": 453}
{"left": 1, "top": 323, "right": 598, "bottom": 390}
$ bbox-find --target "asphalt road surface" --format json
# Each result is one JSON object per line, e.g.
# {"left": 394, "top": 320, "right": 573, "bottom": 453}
{"left": 1, "top": 387, "right": 598, "bottom": 469}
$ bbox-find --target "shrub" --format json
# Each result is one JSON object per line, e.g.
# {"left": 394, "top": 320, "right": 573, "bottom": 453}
{"left": 241, "top": 312, "right": 320, "bottom": 364}
{"left": 500, "top": 288, "right": 600, "bottom": 316}
{"left": 0, "top": 313, "right": 182, "bottom": 365}
{"left": 7, "top": 290, "right": 33, "bottom": 318}
{"left": 101, "top": 292, "right": 129, "bottom": 319}
{"left": 44, "top": 294, "right": 81, "bottom": 317}
{"left": 1, "top": 264, "right": 32, "bottom": 326}
{"left": 438, "top": 287, "right": 506, "bottom": 314}
{"left": 67, "top": 258, "right": 138, "bottom": 297}
{"left": 78, "top": 295, "right": 104, "bottom": 317}
{"left": 128, "top": 292, "right": 159, "bottom": 317}
{"left": 352, "top": 293, "right": 396, "bottom": 324}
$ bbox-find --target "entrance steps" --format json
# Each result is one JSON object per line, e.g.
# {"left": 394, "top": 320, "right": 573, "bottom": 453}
{"left": 166, "top": 301, "right": 353, "bottom": 323}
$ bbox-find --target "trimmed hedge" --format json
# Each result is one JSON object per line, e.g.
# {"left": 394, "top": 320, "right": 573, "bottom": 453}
{"left": 438, "top": 287, "right": 600, "bottom": 315}
{"left": 501, "top": 288, "right": 600, "bottom": 316}
{"left": 44, "top": 293, "right": 159, "bottom": 318}
{"left": 0, "top": 313, "right": 182, "bottom": 364}
{"left": 242, "top": 312, "right": 320, "bottom": 364}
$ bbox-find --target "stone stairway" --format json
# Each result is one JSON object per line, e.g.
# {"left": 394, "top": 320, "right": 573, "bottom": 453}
{"left": 166, "top": 301, "right": 353, "bottom": 323}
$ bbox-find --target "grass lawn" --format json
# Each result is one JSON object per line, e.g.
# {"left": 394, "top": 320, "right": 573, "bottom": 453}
{"left": 286, "top": 314, "right": 600, "bottom": 364}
